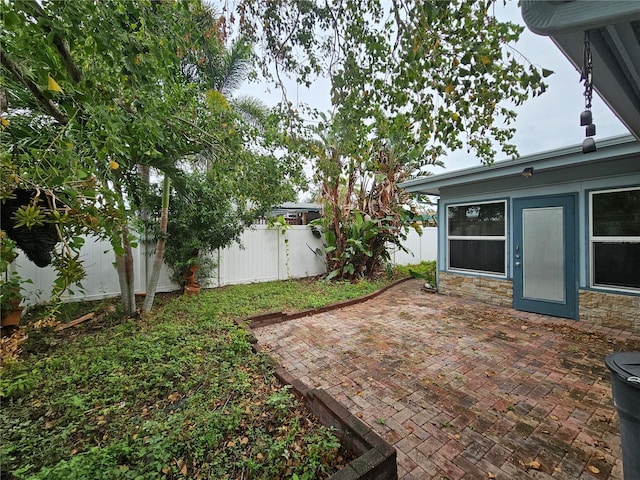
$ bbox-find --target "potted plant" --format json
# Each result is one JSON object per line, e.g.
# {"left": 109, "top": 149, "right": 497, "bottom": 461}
{"left": 147, "top": 173, "right": 227, "bottom": 294}
{"left": 1, "top": 272, "right": 24, "bottom": 327}
{"left": 181, "top": 248, "right": 202, "bottom": 295}
{"left": 167, "top": 243, "right": 209, "bottom": 295}
{"left": 1, "top": 233, "right": 25, "bottom": 329}
{"left": 142, "top": 168, "right": 286, "bottom": 295}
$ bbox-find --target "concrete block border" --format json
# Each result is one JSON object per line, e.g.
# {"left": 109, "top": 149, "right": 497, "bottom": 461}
{"left": 235, "top": 279, "right": 404, "bottom": 479}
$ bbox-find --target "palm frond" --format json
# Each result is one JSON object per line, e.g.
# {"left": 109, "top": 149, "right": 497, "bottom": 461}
{"left": 213, "top": 37, "right": 253, "bottom": 95}
{"left": 231, "top": 95, "right": 268, "bottom": 127}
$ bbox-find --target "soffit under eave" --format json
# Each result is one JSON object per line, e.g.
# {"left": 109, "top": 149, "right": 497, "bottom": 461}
{"left": 521, "top": 1, "right": 640, "bottom": 140}
{"left": 436, "top": 156, "right": 640, "bottom": 199}
{"left": 550, "top": 28, "right": 640, "bottom": 140}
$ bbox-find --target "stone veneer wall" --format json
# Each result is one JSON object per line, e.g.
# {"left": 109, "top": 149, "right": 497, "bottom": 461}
{"left": 439, "top": 272, "right": 640, "bottom": 333}
{"left": 438, "top": 271, "right": 513, "bottom": 307}
{"left": 579, "top": 290, "right": 640, "bottom": 333}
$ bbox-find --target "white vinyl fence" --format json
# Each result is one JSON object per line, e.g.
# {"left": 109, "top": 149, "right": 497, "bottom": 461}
{"left": 14, "top": 225, "right": 437, "bottom": 306}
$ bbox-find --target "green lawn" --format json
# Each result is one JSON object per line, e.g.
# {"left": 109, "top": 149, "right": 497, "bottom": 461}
{"left": 1, "top": 274, "right": 421, "bottom": 479}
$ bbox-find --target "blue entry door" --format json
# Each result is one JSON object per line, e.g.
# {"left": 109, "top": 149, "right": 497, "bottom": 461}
{"left": 513, "top": 195, "right": 577, "bottom": 319}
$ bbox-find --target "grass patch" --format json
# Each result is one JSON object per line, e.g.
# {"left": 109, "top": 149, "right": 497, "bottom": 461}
{"left": 1, "top": 275, "right": 396, "bottom": 479}
{"left": 204, "top": 277, "right": 390, "bottom": 315}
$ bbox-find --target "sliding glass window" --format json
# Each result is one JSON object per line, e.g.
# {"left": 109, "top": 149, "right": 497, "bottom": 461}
{"left": 447, "top": 201, "right": 506, "bottom": 276}
{"left": 590, "top": 187, "right": 640, "bottom": 292}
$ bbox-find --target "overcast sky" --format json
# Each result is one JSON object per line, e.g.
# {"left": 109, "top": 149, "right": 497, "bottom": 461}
{"left": 238, "top": 1, "right": 629, "bottom": 174}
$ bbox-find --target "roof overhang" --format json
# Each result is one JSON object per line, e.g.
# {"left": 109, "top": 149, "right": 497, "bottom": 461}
{"left": 271, "top": 202, "right": 321, "bottom": 213}
{"left": 400, "top": 134, "right": 639, "bottom": 196}
{"left": 521, "top": 0, "right": 640, "bottom": 140}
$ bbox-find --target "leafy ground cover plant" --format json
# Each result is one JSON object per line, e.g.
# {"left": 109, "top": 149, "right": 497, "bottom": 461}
{"left": 0, "top": 275, "right": 396, "bottom": 479}
{"left": 395, "top": 260, "right": 438, "bottom": 289}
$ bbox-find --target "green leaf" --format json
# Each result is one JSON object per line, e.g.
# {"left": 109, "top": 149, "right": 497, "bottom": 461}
{"left": 325, "top": 269, "right": 340, "bottom": 281}
{"left": 3, "top": 10, "right": 23, "bottom": 27}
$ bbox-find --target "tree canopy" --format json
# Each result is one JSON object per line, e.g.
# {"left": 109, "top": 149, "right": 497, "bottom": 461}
{"left": 1, "top": 0, "right": 304, "bottom": 310}
{"left": 233, "top": 0, "right": 549, "bottom": 166}
{"left": 227, "top": 0, "right": 551, "bottom": 279}
{"left": 3, "top": 0, "right": 201, "bottom": 303}
{"left": 1, "top": 0, "right": 554, "bottom": 296}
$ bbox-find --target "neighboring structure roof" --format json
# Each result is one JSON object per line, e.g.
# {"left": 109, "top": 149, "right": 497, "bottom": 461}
{"left": 400, "top": 134, "right": 639, "bottom": 196}
{"left": 271, "top": 202, "right": 321, "bottom": 213}
{"left": 521, "top": 0, "right": 640, "bottom": 140}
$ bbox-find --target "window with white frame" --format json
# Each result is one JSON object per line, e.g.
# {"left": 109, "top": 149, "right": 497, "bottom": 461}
{"left": 590, "top": 187, "right": 640, "bottom": 292}
{"left": 447, "top": 201, "right": 506, "bottom": 275}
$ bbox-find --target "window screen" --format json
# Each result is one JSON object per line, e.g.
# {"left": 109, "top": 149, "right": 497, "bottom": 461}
{"left": 447, "top": 201, "right": 506, "bottom": 275}
{"left": 590, "top": 188, "right": 640, "bottom": 291}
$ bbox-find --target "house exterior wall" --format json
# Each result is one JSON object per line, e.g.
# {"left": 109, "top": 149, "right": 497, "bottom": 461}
{"left": 579, "top": 290, "right": 640, "bottom": 331}
{"left": 438, "top": 271, "right": 512, "bottom": 307}
{"left": 435, "top": 157, "right": 640, "bottom": 332}
{"left": 438, "top": 273, "right": 640, "bottom": 332}
{"left": 437, "top": 170, "right": 638, "bottom": 286}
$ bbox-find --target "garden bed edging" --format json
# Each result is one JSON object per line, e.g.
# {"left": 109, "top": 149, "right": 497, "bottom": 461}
{"left": 235, "top": 279, "right": 406, "bottom": 479}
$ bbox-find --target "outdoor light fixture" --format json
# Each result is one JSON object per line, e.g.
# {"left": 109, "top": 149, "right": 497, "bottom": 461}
{"left": 522, "top": 167, "right": 534, "bottom": 177}
{"left": 580, "top": 31, "right": 597, "bottom": 153}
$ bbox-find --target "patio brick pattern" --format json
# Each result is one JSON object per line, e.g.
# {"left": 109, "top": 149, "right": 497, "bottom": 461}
{"left": 253, "top": 279, "right": 640, "bottom": 480}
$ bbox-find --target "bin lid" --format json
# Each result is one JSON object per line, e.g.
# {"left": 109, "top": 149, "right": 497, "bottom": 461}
{"left": 605, "top": 352, "right": 640, "bottom": 389}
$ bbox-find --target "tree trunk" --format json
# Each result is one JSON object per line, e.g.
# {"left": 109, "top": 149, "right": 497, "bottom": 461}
{"left": 142, "top": 175, "right": 170, "bottom": 314}
{"left": 115, "top": 222, "right": 137, "bottom": 315}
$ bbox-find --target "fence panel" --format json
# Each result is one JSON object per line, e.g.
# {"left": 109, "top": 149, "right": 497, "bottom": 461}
{"left": 16, "top": 236, "right": 144, "bottom": 305}
{"left": 277, "top": 226, "right": 326, "bottom": 280}
{"left": 215, "top": 226, "right": 280, "bottom": 286}
{"left": 389, "top": 227, "right": 437, "bottom": 265}
{"left": 14, "top": 225, "right": 437, "bottom": 306}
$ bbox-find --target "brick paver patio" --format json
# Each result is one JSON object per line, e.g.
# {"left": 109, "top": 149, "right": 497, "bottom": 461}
{"left": 253, "top": 279, "right": 640, "bottom": 480}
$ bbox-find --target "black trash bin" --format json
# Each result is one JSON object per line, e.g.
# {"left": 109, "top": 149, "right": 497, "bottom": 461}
{"left": 605, "top": 351, "right": 640, "bottom": 479}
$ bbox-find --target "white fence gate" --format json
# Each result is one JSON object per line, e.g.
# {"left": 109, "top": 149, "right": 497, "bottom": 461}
{"left": 14, "top": 225, "right": 437, "bottom": 306}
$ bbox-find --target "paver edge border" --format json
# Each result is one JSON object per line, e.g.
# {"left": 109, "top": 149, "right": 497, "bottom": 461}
{"left": 234, "top": 279, "right": 407, "bottom": 479}
{"left": 245, "top": 276, "right": 414, "bottom": 330}
{"left": 250, "top": 342, "right": 398, "bottom": 480}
